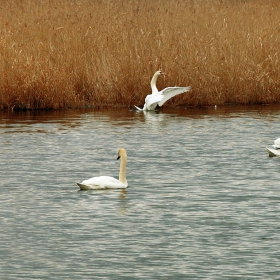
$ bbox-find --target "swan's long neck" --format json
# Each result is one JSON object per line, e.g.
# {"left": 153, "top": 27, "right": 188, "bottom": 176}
{"left": 119, "top": 155, "right": 127, "bottom": 187}
{"left": 151, "top": 73, "right": 159, "bottom": 94}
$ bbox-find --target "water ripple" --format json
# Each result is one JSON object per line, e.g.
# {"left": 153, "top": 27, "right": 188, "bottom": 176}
{"left": 1, "top": 106, "right": 280, "bottom": 279}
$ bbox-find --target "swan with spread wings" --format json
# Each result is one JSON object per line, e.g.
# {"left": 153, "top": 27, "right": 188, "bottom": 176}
{"left": 135, "top": 70, "right": 191, "bottom": 111}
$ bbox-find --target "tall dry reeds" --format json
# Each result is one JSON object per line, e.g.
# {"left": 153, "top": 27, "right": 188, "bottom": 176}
{"left": 1, "top": 0, "right": 280, "bottom": 110}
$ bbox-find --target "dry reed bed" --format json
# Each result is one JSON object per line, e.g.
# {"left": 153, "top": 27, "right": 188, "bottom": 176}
{"left": 0, "top": 0, "right": 280, "bottom": 110}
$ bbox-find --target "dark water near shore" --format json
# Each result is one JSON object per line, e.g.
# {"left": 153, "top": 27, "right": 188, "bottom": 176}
{"left": 1, "top": 105, "right": 280, "bottom": 279}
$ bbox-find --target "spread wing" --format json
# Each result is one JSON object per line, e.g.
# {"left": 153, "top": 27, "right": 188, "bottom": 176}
{"left": 158, "top": 86, "right": 191, "bottom": 106}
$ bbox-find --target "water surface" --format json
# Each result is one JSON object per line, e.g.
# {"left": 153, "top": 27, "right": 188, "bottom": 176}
{"left": 1, "top": 105, "right": 280, "bottom": 279}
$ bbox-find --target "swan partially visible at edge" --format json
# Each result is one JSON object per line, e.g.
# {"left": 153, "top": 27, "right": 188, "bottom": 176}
{"left": 272, "top": 138, "right": 280, "bottom": 149}
{"left": 77, "top": 148, "right": 128, "bottom": 190}
{"left": 135, "top": 70, "right": 191, "bottom": 111}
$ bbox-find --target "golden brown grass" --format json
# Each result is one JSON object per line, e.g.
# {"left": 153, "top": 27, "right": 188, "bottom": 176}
{"left": 1, "top": 0, "right": 280, "bottom": 110}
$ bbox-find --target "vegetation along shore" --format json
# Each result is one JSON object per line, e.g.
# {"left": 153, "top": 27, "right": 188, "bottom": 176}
{"left": 1, "top": 0, "right": 280, "bottom": 110}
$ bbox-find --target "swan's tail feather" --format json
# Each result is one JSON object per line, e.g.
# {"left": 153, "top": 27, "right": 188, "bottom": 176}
{"left": 77, "top": 182, "right": 92, "bottom": 190}
{"left": 134, "top": 105, "right": 144, "bottom": 111}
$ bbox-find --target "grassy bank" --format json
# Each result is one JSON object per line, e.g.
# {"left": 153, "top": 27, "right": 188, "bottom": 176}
{"left": 1, "top": 0, "right": 280, "bottom": 110}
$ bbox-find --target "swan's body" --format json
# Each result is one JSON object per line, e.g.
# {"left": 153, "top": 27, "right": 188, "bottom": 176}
{"left": 135, "top": 70, "right": 191, "bottom": 111}
{"left": 77, "top": 148, "right": 128, "bottom": 190}
{"left": 272, "top": 138, "right": 280, "bottom": 149}
{"left": 266, "top": 138, "right": 280, "bottom": 157}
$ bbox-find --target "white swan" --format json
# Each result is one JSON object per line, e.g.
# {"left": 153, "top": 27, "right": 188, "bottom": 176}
{"left": 77, "top": 148, "right": 128, "bottom": 190}
{"left": 272, "top": 138, "right": 280, "bottom": 149}
{"left": 266, "top": 138, "right": 280, "bottom": 157}
{"left": 135, "top": 70, "right": 191, "bottom": 111}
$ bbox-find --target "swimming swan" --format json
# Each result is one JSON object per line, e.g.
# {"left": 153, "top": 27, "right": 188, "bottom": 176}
{"left": 77, "top": 148, "right": 128, "bottom": 190}
{"left": 135, "top": 70, "right": 191, "bottom": 111}
{"left": 266, "top": 138, "right": 280, "bottom": 157}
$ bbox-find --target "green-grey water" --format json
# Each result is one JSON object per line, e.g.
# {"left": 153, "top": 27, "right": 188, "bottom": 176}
{"left": 1, "top": 106, "right": 280, "bottom": 279}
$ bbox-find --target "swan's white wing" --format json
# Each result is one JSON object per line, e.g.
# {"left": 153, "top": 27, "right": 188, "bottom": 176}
{"left": 77, "top": 176, "right": 126, "bottom": 190}
{"left": 158, "top": 86, "right": 191, "bottom": 106}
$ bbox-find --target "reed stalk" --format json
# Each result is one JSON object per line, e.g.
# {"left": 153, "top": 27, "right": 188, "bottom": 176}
{"left": 1, "top": 0, "right": 280, "bottom": 110}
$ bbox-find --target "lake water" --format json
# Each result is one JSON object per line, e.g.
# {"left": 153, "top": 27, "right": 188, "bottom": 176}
{"left": 1, "top": 105, "right": 280, "bottom": 279}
